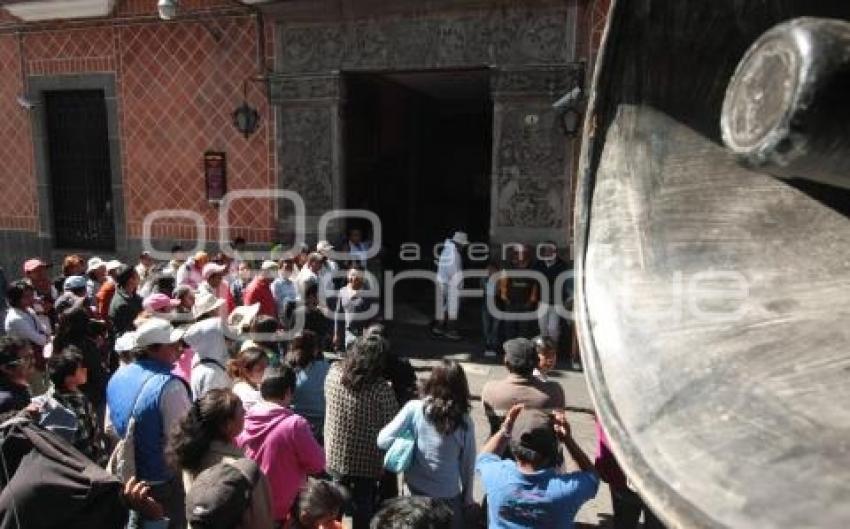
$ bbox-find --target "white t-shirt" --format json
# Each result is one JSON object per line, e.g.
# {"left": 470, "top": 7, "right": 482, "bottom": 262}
{"left": 232, "top": 380, "right": 261, "bottom": 410}
{"left": 436, "top": 240, "right": 463, "bottom": 287}
{"left": 190, "top": 358, "right": 231, "bottom": 401}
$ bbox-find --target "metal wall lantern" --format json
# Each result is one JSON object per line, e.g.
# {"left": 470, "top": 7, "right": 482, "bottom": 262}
{"left": 233, "top": 80, "right": 261, "bottom": 139}
{"left": 232, "top": 102, "right": 260, "bottom": 139}
{"left": 559, "top": 107, "right": 583, "bottom": 137}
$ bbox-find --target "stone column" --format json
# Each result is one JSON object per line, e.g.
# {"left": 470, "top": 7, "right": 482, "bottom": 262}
{"left": 489, "top": 66, "right": 582, "bottom": 250}
{"left": 269, "top": 73, "right": 344, "bottom": 245}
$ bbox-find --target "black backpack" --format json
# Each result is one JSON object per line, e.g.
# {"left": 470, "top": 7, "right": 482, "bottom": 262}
{"left": 185, "top": 458, "right": 262, "bottom": 529}
{"left": 0, "top": 417, "right": 127, "bottom": 529}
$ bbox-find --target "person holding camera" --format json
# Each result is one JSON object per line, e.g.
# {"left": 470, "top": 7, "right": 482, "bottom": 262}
{"left": 476, "top": 404, "right": 599, "bottom": 529}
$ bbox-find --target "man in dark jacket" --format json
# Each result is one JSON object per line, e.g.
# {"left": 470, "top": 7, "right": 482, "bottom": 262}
{"left": 108, "top": 265, "right": 142, "bottom": 337}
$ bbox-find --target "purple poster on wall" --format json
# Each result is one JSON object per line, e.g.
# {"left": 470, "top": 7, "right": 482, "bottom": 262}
{"left": 204, "top": 151, "right": 227, "bottom": 202}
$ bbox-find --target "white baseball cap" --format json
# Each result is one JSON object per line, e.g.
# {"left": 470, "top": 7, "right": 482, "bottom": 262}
{"left": 105, "top": 259, "right": 123, "bottom": 272}
{"left": 135, "top": 318, "right": 184, "bottom": 347}
{"left": 87, "top": 257, "right": 106, "bottom": 273}
{"left": 114, "top": 331, "right": 138, "bottom": 353}
{"left": 260, "top": 260, "right": 279, "bottom": 272}
{"left": 316, "top": 240, "right": 334, "bottom": 254}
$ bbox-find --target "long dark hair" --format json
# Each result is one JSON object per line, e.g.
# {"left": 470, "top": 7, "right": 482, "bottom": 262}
{"left": 421, "top": 360, "right": 471, "bottom": 435}
{"left": 285, "top": 330, "right": 319, "bottom": 370}
{"left": 339, "top": 336, "right": 387, "bottom": 392}
{"left": 168, "top": 389, "right": 242, "bottom": 473}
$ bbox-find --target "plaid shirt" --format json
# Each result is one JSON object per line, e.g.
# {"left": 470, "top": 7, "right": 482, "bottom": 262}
{"left": 50, "top": 387, "right": 105, "bottom": 464}
{"left": 323, "top": 364, "right": 398, "bottom": 478}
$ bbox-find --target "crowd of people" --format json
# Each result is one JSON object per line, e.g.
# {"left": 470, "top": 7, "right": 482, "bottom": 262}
{"left": 432, "top": 232, "right": 579, "bottom": 370}
{"left": 0, "top": 231, "right": 651, "bottom": 529}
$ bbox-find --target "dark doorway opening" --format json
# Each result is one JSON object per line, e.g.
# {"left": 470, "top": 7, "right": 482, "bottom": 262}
{"left": 344, "top": 69, "right": 493, "bottom": 273}
{"left": 44, "top": 90, "right": 116, "bottom": 251}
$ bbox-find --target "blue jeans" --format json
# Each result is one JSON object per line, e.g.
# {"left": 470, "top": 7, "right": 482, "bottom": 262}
{"left": 481, "top": 306, "right": 500, "bottom": 351}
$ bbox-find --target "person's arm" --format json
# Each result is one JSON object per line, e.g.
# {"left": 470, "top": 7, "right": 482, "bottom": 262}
{"left": 333, "top": 293, "right": 343, "bottom": 347}
{"left": 480, "top": 404, "right": 523, "bottom": 456}
{"left": 123, "top": 477, "right": 165, "bottom": 521}
{"left": 376, "top": 400, "right": 416, "bottom": 450}
{"left": 379, "top": 383, "right": 400, "bottom": 426}
{"left": 553, "top": 411, "right": 596, "bottom": 474}
{"left": 460, "top": 415, "right": 477, "bottom": 505}
{"left": 294, "top": 416, "right": 326, "bottom": 475}
{"left": 529, "top": 280, "right": 540, "bottom": 307}
{"left": 498, "top": 275, "right": 510, "bottom": 305}
{"left": 159, "top": 378, "right": 191, "bottom": 439}
{"left": 7, "top": 313, "right": 48, "bottom": 346}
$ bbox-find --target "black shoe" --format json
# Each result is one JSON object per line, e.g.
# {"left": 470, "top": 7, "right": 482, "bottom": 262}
{"left": 431, "top": 326, "right": 445, "bottom": 338}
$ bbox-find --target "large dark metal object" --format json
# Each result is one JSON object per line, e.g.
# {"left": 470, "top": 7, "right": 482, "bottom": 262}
{"left": 575, "top": 2, "right": 850, "bottom": 528}
{"left": 721, "top": 18, "right": 850, "bottom": 190}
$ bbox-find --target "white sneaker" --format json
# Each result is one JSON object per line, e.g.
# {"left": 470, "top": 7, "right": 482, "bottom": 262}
{"left": 483, "top": 350, "right": 498, "bottom": 358}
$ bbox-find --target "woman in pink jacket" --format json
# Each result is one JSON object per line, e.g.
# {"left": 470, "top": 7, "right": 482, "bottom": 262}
{"left": 237, "top": 364, "right": 326, "bottom": 524}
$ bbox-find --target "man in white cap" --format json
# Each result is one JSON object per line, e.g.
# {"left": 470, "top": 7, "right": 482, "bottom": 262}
{"left": 433, "top": 231, "right": 469, "bottom": 340}
{"left": 316, "top": 240, "right": 339, "bottom": 290}
{"left": 183, "top": 292, "right": 230, "bottom": 400}
{"left": 85, "top": 257, "right": 107, "bottom": 300}
{"left": 105, "top": 318, "right": 190, "bottom": 529}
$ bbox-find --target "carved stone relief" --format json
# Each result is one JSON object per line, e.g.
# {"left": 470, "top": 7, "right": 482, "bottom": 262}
{"left": 270, "top": 74, "right": 340, "bottom": 103}
{"left": 278, "top": 106, "right": 334, "bottom": 215}
{"left": 493, "top": 104, "right": 570, "bottom": 229}
{"left": 278, "top": 7, "right": 572, "bottom": 74}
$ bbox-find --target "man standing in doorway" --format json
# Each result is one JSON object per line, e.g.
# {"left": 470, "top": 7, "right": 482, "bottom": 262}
{"left": 533, "top": 241, "right": 572, "bottom": 361}
{"left": 432, "top": 231, "right": 469, "bottom": 341}
{"left": 499, "top": 245, "right": 540, "bottom": 340}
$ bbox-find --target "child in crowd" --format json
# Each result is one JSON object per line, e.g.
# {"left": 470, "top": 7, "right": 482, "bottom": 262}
{"left": 288, "top": 478, "right": 348, "bottom": 529}
{"left": 533, "top": 335, "right": 557, "bottom": 382}
{"left": 39, "top": 346, "right": 105, "bottom": 463}
{"left": 369, "top": 496, "right": 453, "bottom": 529}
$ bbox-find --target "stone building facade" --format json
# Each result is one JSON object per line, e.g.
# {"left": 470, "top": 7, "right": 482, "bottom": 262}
{"left": 0, "top": 0, "right": 610, "bottom": 273}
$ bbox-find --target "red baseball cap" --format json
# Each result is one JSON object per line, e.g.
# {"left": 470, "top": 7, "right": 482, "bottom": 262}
{"left": 23, "top": 259, "right": 48, "bottom": 273}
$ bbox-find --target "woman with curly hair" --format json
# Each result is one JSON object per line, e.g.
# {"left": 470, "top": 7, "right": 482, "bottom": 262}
{"left": 168, "top": 388, "right": 274, "bottom": 529}
{"left": 377, "top": 360, "right": 476, "bottom": 529}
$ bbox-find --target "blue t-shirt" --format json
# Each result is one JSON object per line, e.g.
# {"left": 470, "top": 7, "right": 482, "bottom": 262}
{"left": 476, "top": 453, "right": 599, "bottom": 529}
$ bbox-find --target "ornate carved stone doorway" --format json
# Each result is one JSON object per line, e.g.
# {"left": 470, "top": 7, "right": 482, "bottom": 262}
{"left": 268, "top": 2, "right": 583, "bottom": 248}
